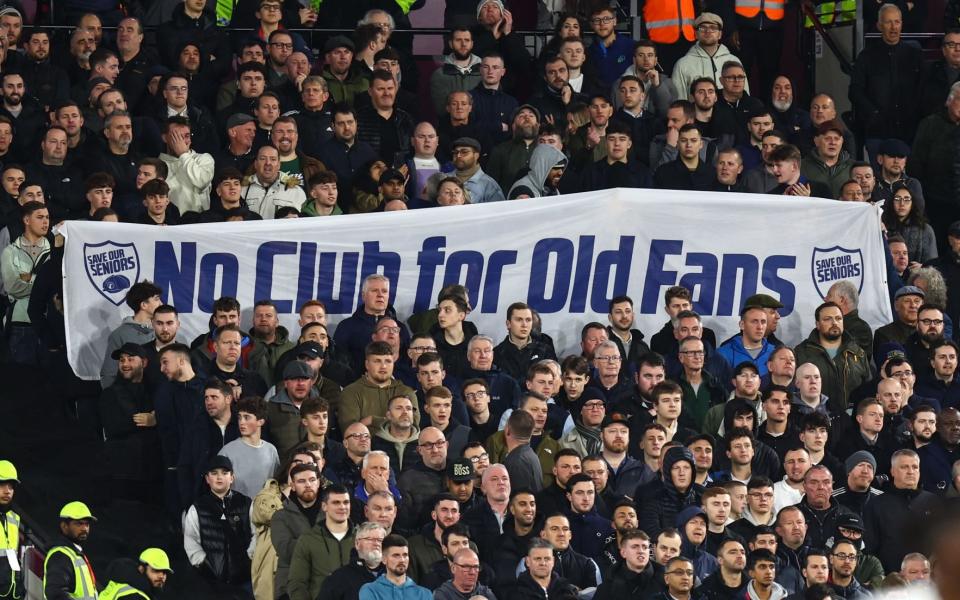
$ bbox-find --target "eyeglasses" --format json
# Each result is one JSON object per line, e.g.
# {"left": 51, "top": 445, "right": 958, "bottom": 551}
{"left": 270, "top": 42, "right": 293, "bottom": 49}
{"left": 583, "top": 401, "right": 605, "bottom": 409}
{"left": 891, "top": 370, "right": 914, "bottom": 377}
{"left": 892, "top": 196, "right": 912, "bottom": 203}
{"left": 376, "top": 326, "right": 401, "bottom": 334}
{"left": 452, "top": 148, "right": 475, "bottom": 156}
{"left": 454, "top": 563, "right": 480, "bottom": 571}
{"left": 418, "top": 440, "right": 447, "bottom": 450}
{"left": 595, "top": 355, "right": 622, "bottom": 363}
{"left": 591, "top": 16, "right": 615, "bottom": 24}
{"left": 919, "top": 319, "right": 944, "bottom": 326}
{"left": 260, "top": 3, "right": 281, "bottom": 9}
{"left": 464, "top": 391, "right": 488, "bottom": 401}
{"left": 832, "top": 553, "right": 857, "bottom": 562}
{"left": 358, "top": 536, "right": 384, "bottom": 543}
{"left": 945, "top": 41, "right": 960, "bottom": 49}
{"left": 667, "top": 569, "right": 695, "bottom": 576}
{"left": 680, "top": 350, "right": 705, "bottom": 357}
{"left": 467, "top": 452, "right": 489, "bottom": 463}
{"left": 345, "top": 433, "right": 371, "bottom": 441}
{"left": 409, "top": 345, "right": 436, "bottom": 352}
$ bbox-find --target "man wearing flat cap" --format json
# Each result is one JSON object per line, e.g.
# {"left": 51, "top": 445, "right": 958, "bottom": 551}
{"left": 448, "top": 137, "right": 503, "bottom": 203}
{"left": 671, "top": 12, "right": 748, "bottom": 100}
{"left": 874, "top": 286, "right": 926, "bottom": 356}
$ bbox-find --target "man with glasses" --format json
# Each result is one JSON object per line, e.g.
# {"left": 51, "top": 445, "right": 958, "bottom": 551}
{"left": 434, "top": 547, "right": 495, "bottom": 599}
{"left": 586, "top": 5, "right": 633, "bottom": 88}
{"left": 659, "top": 557, "right": 697, "bottom": 600}
{"left": 713, "top": 62, "right": 763, "bottom": 146}
{"left": 677, "top": 336, "right": 726, "bottom": 432}
{"left": 445, "top": 136, "right": 502, "bottom": 203}
{"left": 319, "top": 522, "right": 386, "bottom": 599}
{"left": 904, "top": 304, "right": 946, "bottom": 381}
{"left": 920, "top": 30, "right": 960, "bottom": 116}
{"left": 590, "top": 341, "right": 634, "bottom": 407}
{"left": 672, "top": 13, "right": 747, "bottom": 101}
{"left": 827, "top": 539, "right": 870, "bottom": 599}
{"left": 333, "top": 422, "right": 373, "bottom": 491}
{"left": 398, "top": 427, "right": 449, "bottom": 530}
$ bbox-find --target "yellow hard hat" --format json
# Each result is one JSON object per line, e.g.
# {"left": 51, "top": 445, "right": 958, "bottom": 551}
{"left": 59, "top": 501, "right": 97, "bottom": 522}
{"left": 0, "top": 460, "right": 18, "bottom": 483}
{"left": 138, "top": 548, "right": 173, "bottom": 573}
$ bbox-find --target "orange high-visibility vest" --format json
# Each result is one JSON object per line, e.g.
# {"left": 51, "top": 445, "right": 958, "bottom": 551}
{"left": 735, "top": 0, "right": 785, "bottom": 20}
{"left": 644, "top": 0, "right": 696, "bottom": 44}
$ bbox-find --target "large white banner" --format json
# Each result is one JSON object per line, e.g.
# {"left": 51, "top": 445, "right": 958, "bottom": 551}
{"left": 62, "top": 189, "right": 892, "bottom": 380}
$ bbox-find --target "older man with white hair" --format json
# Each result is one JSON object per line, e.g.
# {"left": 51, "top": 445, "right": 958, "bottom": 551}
{"left": 461, "top": 463, "right": 510, "bottom": 560}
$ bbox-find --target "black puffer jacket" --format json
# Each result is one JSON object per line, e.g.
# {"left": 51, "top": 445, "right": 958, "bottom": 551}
{"left": 594, "top": 560, "right": 659, "bottom": 600}
{"left": 637, "top": 447, "right": 702, "bottom": 540}
{"left": 849, "top": 40, "right": 923, "bottom": 141}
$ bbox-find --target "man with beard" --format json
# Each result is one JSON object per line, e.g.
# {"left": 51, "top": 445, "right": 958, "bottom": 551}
{"left": 794, "top": 302, "right": 870, "bottom": 414}
{"left": 85, "top": 111, "right": 140, "bottom": 217}
{"left": 141, "top": 304, "right": 183, "bottom": 392}
{"left": 448, "top": 137, "right": 503, "bottom": 203}
{"left": 271, "top": 116, "right": 325, "bottom": 188}
{"left": 320, "top": 36, "right": 368, "bottom": 106}
{"left": 907, "top": 404, "right": 938, "bottom": 450}
{"left": 919, "top": 406, "right": 960, "bottom": 493}
{"left": 494, "top": 488, "right": 538, "bottom": 584}
{"left": 605, "top": 296, "right": 649, "bottom": 372}
{"left": 0, "top": 461, "right": 20, "bottom": 598}
{"left": 20, "top": 29, "right": 68, "bottom": 112}
{"left": 769, "top": 75, "right": 810, "bottom": 143}
{"left": 43, "top": 502, "right": 98, "bottom": 600}
{"left": 506, "top": 142, "right": 566, "bottom": 199}
{"left": 319, "top": 522, "right": 387, "bottom": 600}
{"left": 486, "top": 104, "right": 539, "bottom": 195}
{"left": 359, "top": 535, "right": 431, "bottom": 599}
{"left": 179, "top": 379, "right": 240, "bottom": 507}
{"left": 429, "top": 27, "right": 482, "bottom": 115}
{"left": 272, "top": 463, "right": 323, "bottom": 597}
{"left": 904, "top": 304, "right": 945, "bottom": 381}
{"left": 916, "top": 339, "right": 960, "bottom": 409}
{"left": 0, "top": 73, "right": 43, "bottom": 160}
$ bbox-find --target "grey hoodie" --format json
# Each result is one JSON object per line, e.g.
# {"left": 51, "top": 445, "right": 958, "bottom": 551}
{"left": 507, "top": 144, "right": 567, "bottom": 199}
{"left": 100, "top": 316, "right": 155, "bottom": 388}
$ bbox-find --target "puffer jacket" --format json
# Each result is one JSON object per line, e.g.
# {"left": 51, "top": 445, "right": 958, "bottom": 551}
{"left": 251, "top": 479, "right": 285, "bottom": 600}
{"left": 241, "top": 174, "right": 307, "bottom": 219}
{"left": 248, "top": 326, "right": 295, "bottom": 384}
{"left": 429, "top": 53, "right": 482, "bottom": 114}
{"left": 793, "top": 330, "right": 871, "bottom": 414}
{"left": 637, "top": 447, "right": 702, "bottom": 540}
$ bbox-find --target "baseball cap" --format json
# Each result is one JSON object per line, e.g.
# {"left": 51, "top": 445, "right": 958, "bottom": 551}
{"left": 60, "top": 501, "right": 97, "bottom": 522}
{"left": 139, "top": 548, "right": 174, "bottom": 573}
{"left": 835, "top": 513, "right": 864, "bottom": 533}
{"left": 948, "top": 221, "right": 960, "bottom": 238}
{"left": 733, "top": 361, "right": 760, "bottom": 377}
{"left": 511, "top": 104, "right": 541, "bottom": 123}
{"left": 111, "top": 342, "right": 147, "bottom": 360}
{"left": 379, "top": 169, "right": 405, "bottom": 185}
{"left": 295, "top": 341, "right": 325, "bottom": 360}
{"left": 206, "top": 455, "right": 233, "bottom": 473}
{"left": 446, "top": 458, "right": 474, "bottom": 482}
{"left": 600, "top": 414, "right": 629, "bottom": 431}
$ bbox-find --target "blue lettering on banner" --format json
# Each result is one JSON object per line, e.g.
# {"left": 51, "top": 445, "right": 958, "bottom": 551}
{"left": 811, "top": 246, "right": 864, "bottom": 299}
{"left": 640, "top": 239, "right": 797, "bottom": 316}
{"left": 150, "top": 236, "right": 798, "bottom": 318}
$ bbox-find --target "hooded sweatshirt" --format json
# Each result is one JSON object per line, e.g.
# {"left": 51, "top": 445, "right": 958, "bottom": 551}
{"left": 675, "top": 505, "right": 719, "bottom": 582}
{"left": 671, "top": 43, "right": 748, "bottom": 101}
{"left": 507, "top": 144, "right": 567, "bottom": 199}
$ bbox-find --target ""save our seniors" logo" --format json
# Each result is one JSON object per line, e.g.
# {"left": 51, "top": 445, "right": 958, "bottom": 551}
{"left": 83, "top": 241, "right": 141, "bottom": 306}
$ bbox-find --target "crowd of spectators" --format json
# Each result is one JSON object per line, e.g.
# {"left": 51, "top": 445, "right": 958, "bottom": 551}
{"left": 2, "top": 0, "right": 960, "bottom": 598}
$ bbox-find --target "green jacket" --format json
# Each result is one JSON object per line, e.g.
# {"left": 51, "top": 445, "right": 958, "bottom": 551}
{"left": 301, "top": 201, "right": 343, "bottom": 217}
{"left": 249, "top": 326, "right": 295, "bottom": 384}
{"left": 800, "top": 149, "right": 854, "bottom": 198}
{"left": 321, "top": 65, "right": 370, "bottom": 106}
{"left": 793, "top": 330, "right": 871, "bottom": 414}
{"left": 286, "top": 521, "right": 355, "bottom": 600}
{"left": 486, "top": 429, "right": 560, "bottom": 488}
{"left": 338, "top": 376, "right": 418, "bottom": 432}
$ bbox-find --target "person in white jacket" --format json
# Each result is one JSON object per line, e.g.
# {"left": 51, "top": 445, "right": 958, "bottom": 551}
{"left": 242, "top": 145, "right": 306, "bottom": 219}
{"left": 671, "top": 13, "right": 748, "bottom": 101}
{"left": 159, "top": 116, "right": 215, "bottom": 215}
